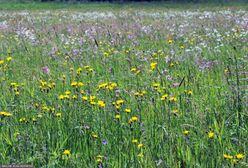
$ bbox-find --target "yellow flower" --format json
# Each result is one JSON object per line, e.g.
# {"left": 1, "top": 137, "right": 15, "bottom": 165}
{"left": 168, "top": 39, "right": 173, "bottom": 43}
{"left": 169, "top": 63, "right": 174, "bottom": 67}
{"left": 137, "top": 153, "right": 144, "bottom": 157}
{"left": 208, "top": 131, "right": 214, "bottom": 139}
{"left": 64, "top": 95, "right": 70, "bottom": 99}
{"left": 169, "top": 97, "right": 177, "bottom": 102}
{"left": 128, "top": 116, "right": 139, "bottom": 124}
{"left": 172, "top": 109, "right": 178, "bottom": 114}
{"left": 76, "top": 68, "right": 82, "bottom": 74}
{"left": 77, "top": 82, "right": 84, "bottom": 87}
{"left": 37, "top": 114, "right": 42, "bottom": 118}
{"left": 51, "top": 82, "right": 56, "bottom": 88}
{"left": 103, "top": 52, "right": 109, "bottom": 57}
{"left": 188, "top": 90, "right": 193, "bottom": 95}
{"left": 13, "top": 87, "right": 19, "bottom": 92}
{"left": 138, "top": 143, "right": 144, "bottom": 148}
{"left": 131, "top": 116, "right": 138, "bottom": 122}
{"left": 153, "top": 83, "right": 160, "bottom": 88}
{"left": 223, "top": 154, "right": 233, "bottom": 159}
{"left": 98, "top": 83, "right": 108, "bottom": 89}
{"left": 63, "top": 149, "right": 71, "bottom": 155}
{"left": 32, "top": 117, "right": 37, "bottom": 122}
{"left": 125, "top": 49, "right": 130, "bottom": 53}
{"left": 107, "top": 82, "right": 117, "bottom": 90}
{"left": 10, "top": 82, "right": 17, "bottom": 87}
{"left": 130, "top": 67, "right": 137, "bottom": 72}
{"left": 115, "top": 114, "right": 121, "bottom": 120}
{"left": 71, "top": 81, "right": 78, "bottom": 87}
{"left": 84, "top": 65, "right": 90, "bottom": 69}
{"left": 150, "top": 62, "right": 157, "bottom": 70}
{"left": 152, "top": 52, "right": 157, "bottom": 57}
{"left": 116, "top": 99, "right": 124, "bottom": 105}
{"left": 232, "top": 159, "right": 238, "bottom": 165}
{"left": 0, "top": 112, "right": 12, "bottom": 117}
{"left": 115, "top": 105, "right": 120, "bottom": 110}
{"left": 125, "top": 108, "right": 131, "bottom": 113}
{"left": 97, "top": 155, "right": 104, "bottom": 159}
{"left": 55, "top": 113, "right": 62, "bottom": 117}
{"left": 236, "top": 153, "right": 244, "bottom": 160}
{"left": 90, "top": 101, "right": 96, "bottom": 105}
{"left": 106, "top": 85, "right": 113, "bottom": 90}
{"left": 134, "top": 91, "right": 146, "bottom": 97}
{"left": 19, "top": 117, "right": 27, "bottom": 123}
{"left": 92, "top": 133, "right": 98, "bottom": 139}
{"left": 82, "top": 96, "right": 88, "bottom": 101}
{"left": 135, "top": 70, "right": 140, "bottom": 75}
{"left": 64, "top": 91, "right": 71, "bottom": 95}
{"left": 0, "top": 60, "right": 4, "bottom": 64}
{"left": 183, "top": 130, "right": 189, "bottom": 136}
{"left": 142, "top": 91, "right": 146, "bottom": 95}
{"left": 90, "top": 96, "right": 96, "bottom": 101}
{"left": 42, "top": 106, "right": 49, "bottom": 112}
{"left": 98, "top": 101, "right": 105, "bottom": 108}
{"left": 132, "top": 139, "right": 138, "bottom": 144}
{"left": 96, "top": 158, "right": 102, "bottom": 163}
{"left": 161, "top": 94, "right": 168, "bottom": 101}
{"left": 50, "top": 108, "right": 55, "bottom": 113}
{"left": 6, "top": 57, "right": 12, "bottom": 61}
{"left": 72, "top": 95, "right": 77, "bottom": 99}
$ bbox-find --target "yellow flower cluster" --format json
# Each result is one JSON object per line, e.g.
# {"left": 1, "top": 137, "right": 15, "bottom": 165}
{"left": 0, "top": 112, "right": 12, "bottom": 117}
{"left": 98, "top": 82, "right": 117, "bottom": 91}
{"left": 71, "top": 81, "right": 84, "bottom": 88}
{"left": 132, "top": 139, "right": 144, "bottom": 157}
{"left": 128, "top": 116, "right": 138, "bottom": 124}
{"left": 150, "top": 62, "right": 157, "bottom": 71}
{"left": 10, "top": 82, "right": 21, "bottom": 96}
{"left": 130, "top": 67, "right": 140, "bottom": 75}
{"left": 39, "top": 80, "right": 56, "bottom": 93}
{"left": 112, "top": 99, "right": 125, "bottom": 109}
{"left": 134, "top": 91, "right": 146, "bottom": 97}
{"left": 224, "top": 153, "right": 245, "bottom": 165}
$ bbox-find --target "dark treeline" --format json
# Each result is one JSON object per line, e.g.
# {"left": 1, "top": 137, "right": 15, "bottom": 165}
{"left": 39, "top": 0, "right": 241, "bottom": 3}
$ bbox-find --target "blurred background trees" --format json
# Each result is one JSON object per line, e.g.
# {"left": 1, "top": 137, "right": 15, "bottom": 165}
{"left": 38, "top": 0, "right": 240, "bottom": 2}
{"left": 0, "top": 0, "right": 245, "bottom": 4}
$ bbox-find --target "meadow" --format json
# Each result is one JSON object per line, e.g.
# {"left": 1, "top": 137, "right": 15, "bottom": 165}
{"left": 0, "top": 2, "right": 247, "bottom": 168}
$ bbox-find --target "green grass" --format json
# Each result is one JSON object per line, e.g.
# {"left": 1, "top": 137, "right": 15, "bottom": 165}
{"left": 0, "top": 3, "right": 247, "bottom": 168}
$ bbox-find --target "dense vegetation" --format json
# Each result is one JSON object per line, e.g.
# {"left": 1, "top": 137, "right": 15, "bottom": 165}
{"left": 0, "top": 2, "right": 247, "bottom": 168}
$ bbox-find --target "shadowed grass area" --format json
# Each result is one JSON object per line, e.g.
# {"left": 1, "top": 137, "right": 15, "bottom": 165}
{"left": 0, "top": 1, "right": 247, "bottom": 11}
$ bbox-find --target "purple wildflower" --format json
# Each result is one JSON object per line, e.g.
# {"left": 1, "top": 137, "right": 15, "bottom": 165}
{"left": 42, "top": 66, "right": 50, "bottom": 74}
{"left": 98, "top": 163, "right": 103, "bottom": 168}
{"left": 102, "top": 140, "right": 107, "bottom": 145}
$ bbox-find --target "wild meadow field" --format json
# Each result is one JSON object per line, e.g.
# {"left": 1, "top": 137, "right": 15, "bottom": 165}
{"left": 0, "top": 2, "right": 247, "bottom": 168}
